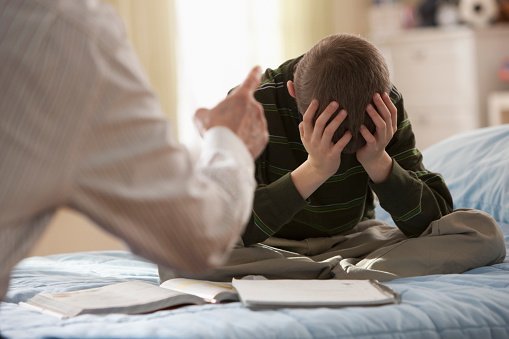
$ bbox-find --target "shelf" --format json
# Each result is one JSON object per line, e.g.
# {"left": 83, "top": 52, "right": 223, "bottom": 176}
{"left": 488, "top": 91, "right": 509, "bottom": 125}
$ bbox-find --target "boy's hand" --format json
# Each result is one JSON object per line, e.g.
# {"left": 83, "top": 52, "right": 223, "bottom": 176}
{"left": 300, "top": 100, "right": 352, "bottom": 179}
{"left": 291, "top": 100, "right": 352, "bottom": 199}
{"left": 356, "top": 92, "right": 397, "bottom": 183}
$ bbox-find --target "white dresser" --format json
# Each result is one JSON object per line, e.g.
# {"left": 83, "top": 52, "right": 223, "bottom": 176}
{"left": 372, "top": 25, "right": 509, "bottom": 149}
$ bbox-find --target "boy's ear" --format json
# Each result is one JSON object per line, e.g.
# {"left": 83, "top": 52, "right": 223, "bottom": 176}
{"left": 287, "top": 80, "right": 296, "bottom": 98}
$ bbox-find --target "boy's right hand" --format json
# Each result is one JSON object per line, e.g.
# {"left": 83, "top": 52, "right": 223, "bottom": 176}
{"left": 300, "top": 100, "right": 352, "bottom": 179}
{"left": 290, "top": 100, "right": 351, "bottom": 200}
{"left": 193, "top": 66, "right": 268, "bottom": 159}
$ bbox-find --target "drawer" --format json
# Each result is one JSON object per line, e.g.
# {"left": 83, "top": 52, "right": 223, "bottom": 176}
{"left": 382, "top": 38, "right": 476, "bottom": 107}
{"left": 404, "top": 105, "right": 479, "bottom": 149}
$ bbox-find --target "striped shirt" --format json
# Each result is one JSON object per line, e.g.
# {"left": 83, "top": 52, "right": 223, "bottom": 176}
{"left": 0, "top": 0, "right": 256, "bottom": 299}
{"left": 241, "top": 57, "right": 453, "bottom": 245}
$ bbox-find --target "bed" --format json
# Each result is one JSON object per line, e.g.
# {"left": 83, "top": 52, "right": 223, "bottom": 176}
{"left": 1, "top": 125, "right": 508, "bottom": 339}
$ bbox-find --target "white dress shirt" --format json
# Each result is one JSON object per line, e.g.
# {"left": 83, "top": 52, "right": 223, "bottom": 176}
{"left": 0, "top": 0, "right": 255, "bottom": 299}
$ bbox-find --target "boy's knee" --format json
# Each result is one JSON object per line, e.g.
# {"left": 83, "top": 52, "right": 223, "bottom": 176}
{"left": 482, "top": 219, "right": 507, "bottom": 265}
{"left": 447, "top": 209, "right": 506, "bottom": 265}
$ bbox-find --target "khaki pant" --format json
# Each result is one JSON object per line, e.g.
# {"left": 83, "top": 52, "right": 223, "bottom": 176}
{"left": 159, "top": 209, "right": 506, "bottom": 282}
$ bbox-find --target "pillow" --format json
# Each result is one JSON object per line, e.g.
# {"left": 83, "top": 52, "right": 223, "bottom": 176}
{"left": 375, "top": 125, "right": 509, "bottom": 229}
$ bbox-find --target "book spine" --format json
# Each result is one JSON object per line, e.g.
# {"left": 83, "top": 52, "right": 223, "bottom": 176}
{"left": 369, "top": 280, "right": 400, "bottom": 304}
{"left": 19, "top": 302, "right": 68, "bottom": 319}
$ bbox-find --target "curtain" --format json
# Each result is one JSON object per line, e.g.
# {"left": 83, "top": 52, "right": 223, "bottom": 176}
{"left": 103, "top": 0, "right": 179, "bottom": 135}
{"left": 279, "top": 0, "right": 371, "bottom": 58}
{"left": 173, "top": 0, "right": 283, "bottom": 147}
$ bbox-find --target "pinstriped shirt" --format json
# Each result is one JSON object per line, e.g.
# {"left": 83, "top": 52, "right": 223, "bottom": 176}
{"left": 241, "top": 57, "right": 453, "bottom": 245}
{"left": 0, "top": 0, "right": 256, "bottom": 299}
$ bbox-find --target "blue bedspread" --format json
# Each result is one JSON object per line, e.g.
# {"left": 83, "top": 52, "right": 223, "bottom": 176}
{"left": 1, "top": 243, "right": 508, "bottom": 339}
{"left": 2, "top": 126, "right": 509, "bottom": 338}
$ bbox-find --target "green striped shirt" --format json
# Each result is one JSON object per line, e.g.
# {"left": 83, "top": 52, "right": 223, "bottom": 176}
{"left": 241, "top": 57, "right": 453, "bottom": 245}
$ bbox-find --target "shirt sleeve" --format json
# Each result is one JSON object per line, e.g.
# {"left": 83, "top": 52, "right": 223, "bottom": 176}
{"left": 369, "top": 87, "right": 453, "bottom": 237}
{"left": 66, "top": 4, "right": 256, "bottom": 273}
{"left": 241, "top": 173, "right": 307, "bottom": 245}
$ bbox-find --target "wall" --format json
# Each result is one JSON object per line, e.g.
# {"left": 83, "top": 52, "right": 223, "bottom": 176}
{"left": 29, "top": 209, "right": 126, "bottom": 256}
{"left": 280, "top": 0, "right": 370, "bottom": 58}
{"left": 103, "top": 0, "right": 178, "bottom": 133}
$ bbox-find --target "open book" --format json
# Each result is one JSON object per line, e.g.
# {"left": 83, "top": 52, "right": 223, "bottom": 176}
{"left": 20, "top": 278, "right": 398, "bottom": 318}
{"left": 19, "top": 279, "right": 237, "bottom": 319}
{"left": 231, "top": 279, "right": 399, "bottom": 308}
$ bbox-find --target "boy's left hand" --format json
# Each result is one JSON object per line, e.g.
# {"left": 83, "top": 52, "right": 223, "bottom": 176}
{"left": 356, "top": 92, "right": 397, "bottom": 183}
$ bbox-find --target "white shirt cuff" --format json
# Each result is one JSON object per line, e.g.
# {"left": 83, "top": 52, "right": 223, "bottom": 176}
{"left": 201, "top": 126, "right": 254, "bottom": 175}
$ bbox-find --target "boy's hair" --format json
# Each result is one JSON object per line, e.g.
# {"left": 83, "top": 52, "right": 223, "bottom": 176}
{"left": 293, "top": 33, "right": 391, "bottom": 153}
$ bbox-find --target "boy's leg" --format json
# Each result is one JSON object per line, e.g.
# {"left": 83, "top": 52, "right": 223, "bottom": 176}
{"left": 159, "top": 209, "right": 506, "bottom": 282}
{"left": 266, "top": 220, "right": 408, "bottom": 281}
{"left": 159, "top": 221, "right": 404, "bottom": 282}
{"left": 351, "top": 209, "right": 506, "bottom": 278}
{"left": 158, "top": 242, "right": 341, "bottom": 282}
{"left": 262, "top": 209, "right": 506, "bottom": 280}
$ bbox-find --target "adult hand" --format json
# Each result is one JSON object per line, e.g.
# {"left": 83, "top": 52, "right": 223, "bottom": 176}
{"left": 194, "top": 66, "right": 268, "bottom": 159}
{"left": 300, "top": 100, "right": 352, "bottom": 179}
{"left": 356, "top": 92, "right": 398, "bottom": 183}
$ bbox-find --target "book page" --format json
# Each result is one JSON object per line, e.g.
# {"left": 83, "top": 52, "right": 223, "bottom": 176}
{"left": 20, "top": 280, "right": 204, "bottom": 318}
{"left": 232, "top": 279, "right": 398, "bottom": 307}
{"left": 161, "top": 278, "right": 238, "bottom": 302}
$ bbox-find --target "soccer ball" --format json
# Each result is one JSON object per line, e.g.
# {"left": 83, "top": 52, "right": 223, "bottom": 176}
{"left": 459, "top": 0, "right": 498, "bottom": 27}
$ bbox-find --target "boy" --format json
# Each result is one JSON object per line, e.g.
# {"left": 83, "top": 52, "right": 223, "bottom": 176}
{"left": 160, "top": 34, "right": 505, "bottom": 282}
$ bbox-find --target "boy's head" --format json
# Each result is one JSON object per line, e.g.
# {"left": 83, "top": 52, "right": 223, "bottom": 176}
{"left": 290, "top": 33, "right": 391, "bottom": 154}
